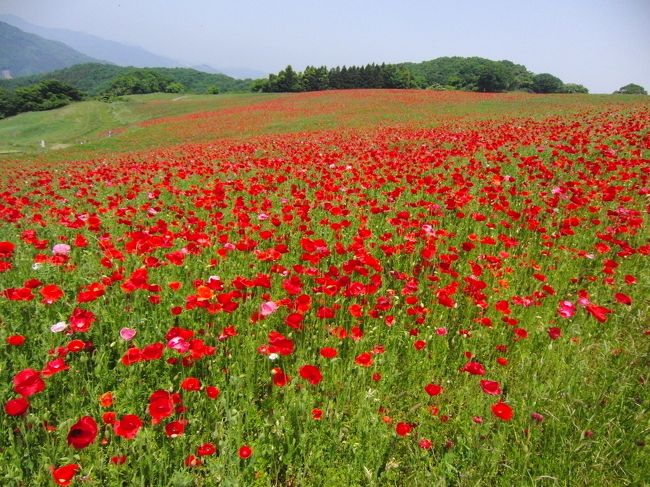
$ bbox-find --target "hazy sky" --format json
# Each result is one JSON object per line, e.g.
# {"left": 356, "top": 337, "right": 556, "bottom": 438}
{"left": 1, "top": 0, "right": 649, "bottom": 93}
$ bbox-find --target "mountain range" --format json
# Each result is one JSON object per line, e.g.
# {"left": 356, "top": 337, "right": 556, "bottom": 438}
{"left": 0, "top": 20, "right": 98, "bottom": 77}
{"left": 0, "top": 15, "right": 266, "bottom": 79}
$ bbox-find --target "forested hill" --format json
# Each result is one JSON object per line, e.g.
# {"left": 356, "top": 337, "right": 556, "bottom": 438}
{"left": 256, "top": 56, "right": 588, "bottom": 94}
{"left": 0, "top": 21, "right": 98, "bottom": 77}
{"left": 0, "top": 63, "right": 253, "bottom": 95}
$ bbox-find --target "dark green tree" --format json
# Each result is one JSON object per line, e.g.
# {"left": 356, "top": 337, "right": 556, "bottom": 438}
{"left": 101, "top": 69, "right": 184, "bottom": 96}
{"left": 532, "top": 73, "right": 564, "bottom": 93}
{"left": 476, "top": 64, "right": 509, "bottom": 92}
{"left": 563, "top": 83, "right": 589, "bottom": 94}
{"left": 13, "top": 79, "right": 83, "bottom": 112}
{"left": 0, "top": 87, "right": 17, "bottom": 118}
{"left": 275, "top": 65, "right": 303, "bottom": 92}
{"left": 614, "top": 83, "right": 647, "bottom": 95}
{"left": 302, "top": 66, "right": 329, "bottom": 91}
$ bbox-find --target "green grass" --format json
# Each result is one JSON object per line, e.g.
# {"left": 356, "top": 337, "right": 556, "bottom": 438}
{"left": 0, "top": 93, "right": 278, "bottom": 156}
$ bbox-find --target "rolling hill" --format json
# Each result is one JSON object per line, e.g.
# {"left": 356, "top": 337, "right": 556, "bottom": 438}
{"left": 0, "top": 15, "right": 267, "bottom": 79}
{"left": 0, "top": 63, "right": 253, "bottom": 95}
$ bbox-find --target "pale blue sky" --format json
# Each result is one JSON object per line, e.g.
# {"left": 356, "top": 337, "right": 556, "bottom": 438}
{"left": 1, "top": 0, "right": 648, "bottom": 93}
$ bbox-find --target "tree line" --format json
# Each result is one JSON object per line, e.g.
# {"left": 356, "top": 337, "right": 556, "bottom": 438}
{"left": 0, "top": 67, "right": 228, "bottom": 119}
{"left": 254, "top": 57, "right": 591, "bottom": 94}
{"left": 0, "top": 63, "right": 251, "bottom": 97}
{"left": 0, "top": 58, "right": 646, "bottom": 120}
{"left": 0, "top": 79, "right": 83, "bottom": 119}
{"left": 0, "top": 71, "right": 185, "bottom": 119}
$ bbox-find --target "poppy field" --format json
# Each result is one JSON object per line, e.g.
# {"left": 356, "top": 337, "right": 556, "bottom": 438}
{"left": 1, "top": 90, "right": 649, "bottom": 486}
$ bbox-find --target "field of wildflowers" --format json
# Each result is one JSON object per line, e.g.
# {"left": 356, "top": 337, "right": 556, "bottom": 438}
{"left": 1, "top": 90, "right": 648, "bottom": 486}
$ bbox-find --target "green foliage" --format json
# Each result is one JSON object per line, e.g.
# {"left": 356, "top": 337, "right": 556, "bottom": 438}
{"left": 563, "top": 83, "right": 589, "bottom": 94}
{"left": 0, "top": 87, "right": 13, "bottom": 118}
{"left": 399, "top": 57, "right": 536, "bottom": 92}
{"left": 302, "top": 66, "right": 329, "bottom": 91}
{"left": 614, "top": 83, "right": 647, "bottom": 95}
{"left": 532, "top": 73, "right": 565, "bottom": 93}
{"left": 207, "top": 85, "right": 220, "bottom": 95}
{"left": 0, "top": 63, "right": 253, "bottom": 96}
{"left": 476, "top": 63, "right": 509, "bottom": 92}
{"left": 261, "top": 63, "right": 417, "bottom": 93}
{"left": 265, "top": 65, "right": 304, "bottom": 93}
{"left": 250, "top": 78, "right": 269, "bottom": 93}
{"left": 259, "top": 57, "right": 569, "bottom": 94}
{"left": 0, "top": 79, "right": 83, "bottom": 119}
{"left": 101, "top": 69, "right": 184, "bottom": 97}
{"left": 426, "top": 83, "right": 455, "bottom": 91}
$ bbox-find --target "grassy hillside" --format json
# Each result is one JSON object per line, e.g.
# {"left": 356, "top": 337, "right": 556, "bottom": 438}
{"left": 0, "top": 21, "right": 98, "bottom": 77}
{"left": 0, "top": 63, "right": 254, "bottom": 96}
{"left": 1, "top": 90, "right": 647, "bottom": 162}
{"left": 0, "top": 92, "right": 276, "bottom": 155}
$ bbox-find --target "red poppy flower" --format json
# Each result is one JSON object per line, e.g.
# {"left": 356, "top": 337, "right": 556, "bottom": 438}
{"left": 185, "top": 454, "right": 202, "bottom": 467}
{"left": 99, "top": 392, "right": 114, "bottom": 408}
{"left": 585, "top": 303, "right": 612, "bottom": 323}
{"left": 418, "top": 438, "right": 433, "bottom": 449}
{"left": 165, "top": 420, "right": 186, "bottom": 438}
{"left": 13, "top": 368, "right": 45, "bottom": 397}
{"left": 491, "top": 401, "right": 514, "bottom": 421}
{"left": 614, "top": 293, "right": 631, "bottom": 305}
{"left": 111, "top": 455, "right": 127, "bottom": 465}
{"left": 311, "top": 408, "right": 323, "bottom": 420}
{"left": 205, "top": 386, "right": 220, "bottom": 399}
{"left": 424, "top": 383, "right": 443, "bottom": 396}
{"left": 547, "top": 327, "right": 562, "bottom": 340}
{"left": 480, "top": 380, "right": 502, "bottom": 395}
{"left": 42, "top": 358, "right": 70, "bottom": 377}
{"left": 6, "top": 335, "right": 25, "bottom": 346}
{"left": 67, "top": 416, "right": 98, "bottom": 449}
{"left": 69, "top": 307, "right": 96, "bottom": 333}
{"left": 238, "top": 445, "right": 253, "bottom": 459}
{"left": 354, "top": 352, "right": 373, "bottom": 367}
{"left": 114, "top": 414, "right": 143, "bottom": 439}
{"left": 266, "top": 330, "right": 294, "bottom": 356}
{"left": 40, "top": 284, "right": 64, "bottom": 304}
{"left": 148, "top": 390, "right": 176, "bottom": 424}
{"left": 271, "top": 367, "right": 290, "bottom": 387}
{"left": 197, "top": 442, "right": 217, "bottom": 456}
{"left": 181, "top": 377, "right": 201, "bottom": 391}
{"left": 4, "top": 396, "right": 29, "bottom": 416}
{"left": 0, "top": 241, "right": 15, "bottom": 258}
{"left": 299, "top": 364, "right": 323, "bottom": 385}
{"left": 461, "top": 361, "right": 486, "bottom": 375}
{"left": 52, "top": 463, "right": 80, "bottom": 486}
{"left": 102, "top": 411, "right": 117, "bottom": 424}
{"left": 395, "top": 422, "right": 414, "bottom": 436}
{"left": 320, "top": 347, "right": 337, "bottom": 359}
